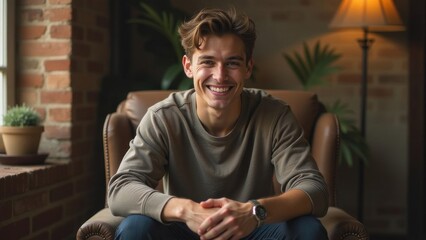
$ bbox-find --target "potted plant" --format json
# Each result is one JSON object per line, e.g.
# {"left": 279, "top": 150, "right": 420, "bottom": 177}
{"left": 283, "top": 41, "right": 369, "bottom": 166}
{"left": 0, "top": 104, "right": 44, "bottom": 155}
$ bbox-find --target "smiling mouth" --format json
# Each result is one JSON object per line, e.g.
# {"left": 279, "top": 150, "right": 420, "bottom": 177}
{"left": 208, "top": 86, "right": 233, "bottom": 93}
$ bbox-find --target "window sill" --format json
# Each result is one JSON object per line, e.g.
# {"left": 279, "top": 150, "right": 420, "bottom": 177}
{"left": 0, "top": 161, "right": 71, "bottom": 200}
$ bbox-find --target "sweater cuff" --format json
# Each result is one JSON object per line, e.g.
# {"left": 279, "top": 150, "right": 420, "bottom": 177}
{"left": 144, "top": 192, "right": 174, "bottom": 223}
{"left": 294, "top": 181, "right": 329, "bottom": 217}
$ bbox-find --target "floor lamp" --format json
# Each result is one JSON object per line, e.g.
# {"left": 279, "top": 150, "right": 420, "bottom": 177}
{"left": 329, "top": 0, "right": 405, "bottom": 222}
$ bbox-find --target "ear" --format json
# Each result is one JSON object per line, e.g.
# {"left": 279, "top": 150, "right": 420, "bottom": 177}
{"left": 245, "top": 58, "right": 254, "bottom": 80}
{"left": 182, "top": 55, "right": 193, "bottom": 78}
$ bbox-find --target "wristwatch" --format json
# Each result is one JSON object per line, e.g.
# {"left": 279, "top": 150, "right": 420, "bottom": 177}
{"left": 249, "top": 199, "right": 267, "bottom": 227}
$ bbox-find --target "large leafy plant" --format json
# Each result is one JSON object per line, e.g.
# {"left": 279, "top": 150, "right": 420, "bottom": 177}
{"left": 129, "top": 1, "right": 192, "bottom": 90}
{"left": 283, "top": 41, "right": 369, "bottom": 166}
{"left": 283, "top": 41, "right": 341, "bottom": 90}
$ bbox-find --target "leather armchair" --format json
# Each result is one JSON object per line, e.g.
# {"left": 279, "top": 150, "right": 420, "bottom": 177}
{"left": 77, "top": 90, "right": 369, "bottom": 240}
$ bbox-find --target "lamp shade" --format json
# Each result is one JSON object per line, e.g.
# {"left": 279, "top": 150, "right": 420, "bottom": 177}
{"left": 329, "top": 0, "right": 405, "bottom": 31}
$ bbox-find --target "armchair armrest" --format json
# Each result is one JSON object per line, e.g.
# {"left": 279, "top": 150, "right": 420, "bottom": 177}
{"left": 76, "top": 208, "right": 123, "bottom": 240}
{"left": 320, "top": 207, "right": 369, "bottom": 240}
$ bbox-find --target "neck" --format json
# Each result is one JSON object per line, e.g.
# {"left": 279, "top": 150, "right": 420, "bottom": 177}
{"left": 196, "top": 98, "right": 241, "bottom": 137}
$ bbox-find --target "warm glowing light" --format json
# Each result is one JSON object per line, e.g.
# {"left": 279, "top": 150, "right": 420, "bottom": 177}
{"left": 329, "top": 0, "right": 405, "bottom": 31}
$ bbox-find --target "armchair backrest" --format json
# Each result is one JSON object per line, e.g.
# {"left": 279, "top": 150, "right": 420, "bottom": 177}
{"left": 103, "top": 90, "right": 339, "bottom": 206}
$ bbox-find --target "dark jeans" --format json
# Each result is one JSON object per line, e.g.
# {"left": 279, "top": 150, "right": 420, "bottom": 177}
{"left": 115, "top": 214, "right": 328, "bottom": 240}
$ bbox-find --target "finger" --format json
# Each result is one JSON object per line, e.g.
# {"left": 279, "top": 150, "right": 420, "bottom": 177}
{"left": 198, "top": 208, "right": 226, "bottom": 235}
{"left": 203, "top": 220, "right": 239, "bottom": 240}
{"left": 200, "top": 220, "right": 227, "bottom": 240}
{"left": 200, "top": 198, "right": 227, "bottom": 208}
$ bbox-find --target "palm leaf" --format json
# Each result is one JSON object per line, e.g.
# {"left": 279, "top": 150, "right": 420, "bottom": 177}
{"left": 326, "top": 100, "right": 369, "bottom": 166}
{"left": 283, "top": 41, "right": 341, "bottom": 89}
{"left": 161, "top": 63, "right": 183, "bottom": 89}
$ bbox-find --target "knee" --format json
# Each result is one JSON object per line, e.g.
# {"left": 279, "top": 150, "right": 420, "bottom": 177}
{"left": 115, "top": 215, "right": 158, "bottom": 240}
{"left": 287, "top": 215, "right": 328, "bottom": 240}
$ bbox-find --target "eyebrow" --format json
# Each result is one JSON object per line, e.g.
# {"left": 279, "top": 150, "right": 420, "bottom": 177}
{"left": 197, "top": 55, "right": 244, "bottom": 63}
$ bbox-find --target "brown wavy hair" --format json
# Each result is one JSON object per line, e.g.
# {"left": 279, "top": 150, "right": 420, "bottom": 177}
{"left": 178, "top": 8, "right": 256, "bottom": 64}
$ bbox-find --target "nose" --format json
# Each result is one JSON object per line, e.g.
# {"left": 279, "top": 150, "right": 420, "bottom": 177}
{"left": 212, "top": 63, "right": 227, "bottom": 82}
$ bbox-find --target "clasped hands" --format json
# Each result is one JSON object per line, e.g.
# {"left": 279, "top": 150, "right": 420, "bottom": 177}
{"left": 186, "top": 198, "right": 257, "bottom": 240}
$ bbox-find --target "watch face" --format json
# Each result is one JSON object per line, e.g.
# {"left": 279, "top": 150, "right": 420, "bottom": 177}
{"left": 255, "top": 205, "right": 267, "bottom": 220}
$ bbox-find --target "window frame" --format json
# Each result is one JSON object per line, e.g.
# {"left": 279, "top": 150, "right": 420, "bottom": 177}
{"left": 0, "top": 0, "right": 15, "bottom": 124}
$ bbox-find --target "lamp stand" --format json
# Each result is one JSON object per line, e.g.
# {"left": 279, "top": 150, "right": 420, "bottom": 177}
{"left": 357, "top": 28, "right": 374, "bottom": 222}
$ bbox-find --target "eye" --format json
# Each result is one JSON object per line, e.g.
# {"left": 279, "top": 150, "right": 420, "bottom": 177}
{"left": 200, "top": 60, "right": 215, "bottom": 66}
{"left": 226, "top": 61, "right": 241, "bottom": 68}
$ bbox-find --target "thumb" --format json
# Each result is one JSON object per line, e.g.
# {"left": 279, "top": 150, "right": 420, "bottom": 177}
{"left": 200, "top": 198, "right": 225, "bottom": 209}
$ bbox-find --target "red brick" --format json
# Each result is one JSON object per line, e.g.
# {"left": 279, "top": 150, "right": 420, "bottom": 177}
{"left": 26, "top": 231, "right": 50, "bottom": 240}
{"left": 19, "top": 73, "right": 44, "bottom": 88}
{"left": 43, "top": 125, "right": 71, "bottom": 139}
{"left": 75, "top": 106, "right": 97, "bottom": 121}
{"left": 20, "top": 25, "right": 46, "bottom": 39}
{"left": 0, "top": 201, "right": 12, "bottom": 221}
{"left": 51, "top": 219, "right": 76, "bottom": 239}
{"left": 48, "top": 0, "right": 71, "bottom": 4}
{"left": 72, "top": 25, "right": 85, "bottom": 40}
{"left": 40, "top": 90, "right": 72, "bottom": 104}
{"left": 13, "top": 191, "right": 49, "bottom": 216}
{"left": 65, "top": 195, "right": 86, "bottom": 215}
{"left": 378, "top": 75, "right": 406, "bottom": 85}
{"left": 50, "top": 24, "right": 71, "bottom": 39}
{"left": 86, "top": 0, "right": 108, "bottom": 13}
{"left": 46, "top": 7, "right": 72, "bottom": 22}
{"left": 20, "top": 0, "right": 46, "bottom": 5}
{"left": 377, "top": 47, "right": 406, "bottom": 58}
{"left": 19, "top": 90, "right": 38, "bottom": 106}
{"left": 45, "top": 59, "right": 70, "bottom": 72}
{"left": 50, "top": 182, "right": 74, "bottom": 202}
{"left": 20, "top": 42, "right": 71, "bottom": 57}
{"left": 87, "top": 60, "right": 104, "bottom": 73}
{"left": 96, "top": 15, "right": 109, "bottom": 29}
{"left": 32, "top": 206, "right": 63, "bottom": 231}
{"left": 48, "top": 107, "right": 71, "bottom": 122}
{"left": 337, "top": 73, "right": 373, "bottom": 84}
{"left": 46, "top": 73, "right": 70, "bottom": 89}
{"left": 86, "top": 91, "right": 99, "bottom": 103}
{"left": 57, "top": 141, "right": 72, "bottom": 157}
{"left": 73, "top": 42, "right": 91, "bottom": 57}
{"left": 87, "top": 28, "right": 103, "bottom": 43}
{"left": 27, "top": 165, "right": 70, "bottom": 189}
{"left": 20, "top": 59, "right": 40, "bottom": 70}
{"left": 369, "top": 87, "right": 394, "bottom": 98}
{"left": 71, "top": 139, "right": 92, "bottom": 158}
{"left": 21, "top": 9, "right": 44, "bottom": 22}
{"left": 0, "top": 173, "right": 29, "bottom": 199}
{"left": 0, "top": 217, "right": 30, "bottom": 239}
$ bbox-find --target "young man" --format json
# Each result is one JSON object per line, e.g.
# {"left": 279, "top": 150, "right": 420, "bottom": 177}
{"left": 108, "top": 8, "right": 329, "bottom": 240}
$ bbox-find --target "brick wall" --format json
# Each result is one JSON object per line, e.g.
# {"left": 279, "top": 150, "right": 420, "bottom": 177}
{"left": 0, "top": 0, "right": 109, "bottom": 239}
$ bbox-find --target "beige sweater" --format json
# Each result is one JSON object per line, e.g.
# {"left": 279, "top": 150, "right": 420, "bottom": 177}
{"left": 108, "top": 88, "right": 328, "bottom": 222}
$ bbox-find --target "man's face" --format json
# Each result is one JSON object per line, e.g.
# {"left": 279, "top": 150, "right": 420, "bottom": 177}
{"left": 183, "top": 34, "right": 253, "bottom": 113}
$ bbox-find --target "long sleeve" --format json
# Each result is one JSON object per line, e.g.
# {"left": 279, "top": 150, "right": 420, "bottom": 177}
{"left": 270, "top": 105, "right": 329, "bottom": 217}
{"left": 107, "top": 109, "right": 173, "bottom": 222}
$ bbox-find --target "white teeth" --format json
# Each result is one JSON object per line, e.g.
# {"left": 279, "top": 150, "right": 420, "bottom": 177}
{"left": 209, "top": 86, "right": 230, "bottom": 93}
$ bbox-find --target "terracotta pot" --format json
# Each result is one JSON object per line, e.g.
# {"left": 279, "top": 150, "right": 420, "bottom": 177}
{"left": 0, "top": 126, "right": 44, "bottom": 155}
{"left": 0, "top": 133, "right": 5, "bottom": 153}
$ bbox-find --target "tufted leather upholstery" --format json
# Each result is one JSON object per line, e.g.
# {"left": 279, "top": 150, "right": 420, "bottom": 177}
{"left": 77, "top": 90, "right": 369, "bottom": 240}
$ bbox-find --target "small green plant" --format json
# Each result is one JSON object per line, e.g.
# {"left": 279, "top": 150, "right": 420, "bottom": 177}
{"left": 3, "top": 105, "right": 41, "bottom": 127}
{"left": 283, "top": 41, "right": 369, "bottom": 166}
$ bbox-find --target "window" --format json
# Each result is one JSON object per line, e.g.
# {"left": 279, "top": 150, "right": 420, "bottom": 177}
{"left": 0, "top": 0, "right": 15, "bottom": 124}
